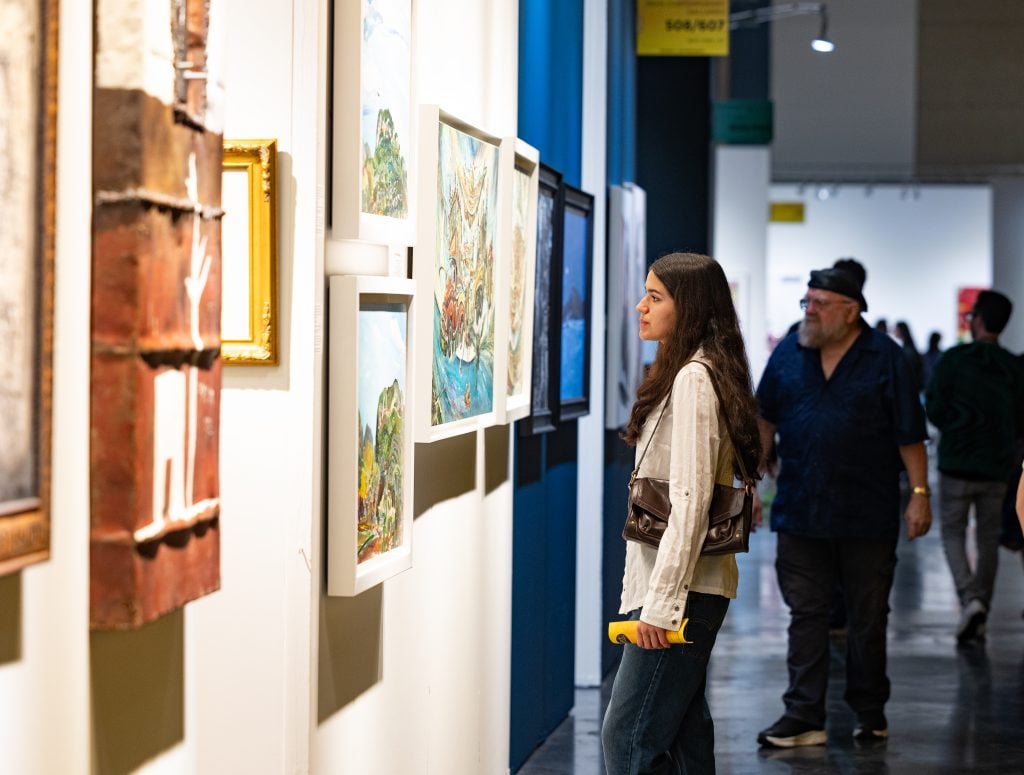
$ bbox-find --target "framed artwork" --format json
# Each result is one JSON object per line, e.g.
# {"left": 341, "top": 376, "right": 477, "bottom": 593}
{"left": 0, "top": 0, "right": 57, "bottom": 576}
{"left": 519, "top": 164, "right": 563, "bottom": 436}
{"left": 221, "top": 139, "right": 279, "bottom": 365}
{"left": 91, "top": 0, "right": 222, "bottom": 628}
{"left": 412, "top": 105, "right": 502, "bottom": 442}
{"left": 331, "top": 0, "right": 415, "bottom": 246}
{"left": 493, "top": 139, "right": 539, "bottom": 424}
{"left": 327, "top": 275, "right": 415, "bottom": 596}
{"left": 558, "top": 184, "right": 594, "bottom": 421}
{"left": 605, "top": 183, "right": 646, "bottom": 430}
{"left": 956, "top": 287, "right": 984, "bottom": 343}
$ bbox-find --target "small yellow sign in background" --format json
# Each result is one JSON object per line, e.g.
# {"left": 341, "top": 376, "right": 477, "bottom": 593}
{"left": 770, "top": 202, "right": 806, "bottom": 223}
{"left": 637, "top": 0, "right": 730, "bottom": 57}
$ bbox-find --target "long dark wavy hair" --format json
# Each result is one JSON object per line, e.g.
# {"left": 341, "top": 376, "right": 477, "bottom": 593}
{"left": 623, "top": 253, "right": 761, "bottom": 478}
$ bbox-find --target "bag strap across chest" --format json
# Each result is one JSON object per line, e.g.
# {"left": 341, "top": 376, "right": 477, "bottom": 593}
{"left": 632, "top": 360, "right": 754, "bottom": 486}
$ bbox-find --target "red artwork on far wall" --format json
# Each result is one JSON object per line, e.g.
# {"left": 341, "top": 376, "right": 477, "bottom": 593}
{"left": 956, "top": 287, "right": 984, "bottom": 343}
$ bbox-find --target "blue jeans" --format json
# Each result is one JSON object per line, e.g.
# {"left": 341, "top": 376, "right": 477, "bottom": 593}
{"left": 602, "top": 592, "right": 730, "bottom": 775}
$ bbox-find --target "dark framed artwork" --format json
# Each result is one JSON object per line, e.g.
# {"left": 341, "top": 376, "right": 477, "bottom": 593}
{"left": 0, "top": 0, "right": 57, "bottom": 576}
{"left": 519, "top": 164, "right": 563, "bottom": 436}
{"left": 557, "top": 184, "right": 594, "bottom": 421}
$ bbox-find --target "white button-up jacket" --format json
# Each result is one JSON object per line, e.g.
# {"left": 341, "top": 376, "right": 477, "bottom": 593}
{"left": 619, "top": 356, "right": 740, "bottom": 630}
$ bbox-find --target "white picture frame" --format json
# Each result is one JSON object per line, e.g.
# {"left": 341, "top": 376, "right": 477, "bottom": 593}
{"left": 493, "top": 140, "right": 540, "bottom": 424}
{"left": 327, "top": 274, "right": 416, "bottom": 596}
{"left": 605, "top": 183, "right": 647, "bottom": 429}
{"left": 412, "top": 105, "right": 503, "bottom": 442}
{"left": 331, "top": 0, "right": 416, "bottom": 247}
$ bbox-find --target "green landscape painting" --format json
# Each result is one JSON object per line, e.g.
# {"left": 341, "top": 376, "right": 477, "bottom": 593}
{"left": 360, "top": 0, "right": 410, "bottom": 217}
{"left": 357, "top": 302, "right": 407, "bottom": 562}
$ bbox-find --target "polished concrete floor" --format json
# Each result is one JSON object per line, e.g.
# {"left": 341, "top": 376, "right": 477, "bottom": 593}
{"left": 519, "top": 511, "right": 1024, "bottom": 774}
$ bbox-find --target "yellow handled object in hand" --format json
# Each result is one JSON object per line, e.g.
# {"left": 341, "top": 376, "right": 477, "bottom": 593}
{"left": 608, "top": 619, "right": 689, "bottom": 645}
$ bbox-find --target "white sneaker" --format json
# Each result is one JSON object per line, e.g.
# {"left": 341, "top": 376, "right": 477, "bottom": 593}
{"left": 956, "top": 599, "right": 987, "bottom": 643}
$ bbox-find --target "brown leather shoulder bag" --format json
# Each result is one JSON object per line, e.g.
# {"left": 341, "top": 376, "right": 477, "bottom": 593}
{"left": 622, "top": 361, "right": 755, "bottom": 556}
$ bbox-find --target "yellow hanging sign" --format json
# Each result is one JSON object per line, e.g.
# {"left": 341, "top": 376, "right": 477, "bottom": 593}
{"left": 770, "top": 202, "right": 806, "bottom": 223}
{"left": 637, "top": 0, "right": 730, "bottom": 57}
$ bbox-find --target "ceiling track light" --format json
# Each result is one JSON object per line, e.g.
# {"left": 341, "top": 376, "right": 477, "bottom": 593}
{"left": 811, "top": 9, "right": 835, "bottom": 52}
{"left": 729, "top": 1, "right": 836, "bottom": 54}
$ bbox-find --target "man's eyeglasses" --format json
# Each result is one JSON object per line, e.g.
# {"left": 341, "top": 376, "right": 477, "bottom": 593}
{"left": 799, "top": 296, "right": 855, "bottom": 312}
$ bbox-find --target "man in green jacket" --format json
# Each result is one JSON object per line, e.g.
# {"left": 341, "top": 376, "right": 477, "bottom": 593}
{"left": 926, "top": 290, "right": 1024, "bottom": 643}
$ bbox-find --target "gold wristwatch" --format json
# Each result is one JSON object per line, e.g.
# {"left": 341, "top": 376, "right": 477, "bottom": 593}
{"left": 911, "top": 485, "right": 931, "bottom": 497}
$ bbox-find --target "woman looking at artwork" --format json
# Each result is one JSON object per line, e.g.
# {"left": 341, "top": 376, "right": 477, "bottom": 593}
{"left": 601, "top": 253, "right": 760, "bottom": 774}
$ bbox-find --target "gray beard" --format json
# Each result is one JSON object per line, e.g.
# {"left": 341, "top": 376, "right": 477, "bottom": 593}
{"left": 798, "top": 317, "right": 850, "bottom": 348}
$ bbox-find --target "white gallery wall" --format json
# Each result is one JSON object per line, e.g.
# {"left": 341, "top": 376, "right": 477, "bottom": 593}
{"left": 712, "top": 146, "right": 771, "bottom": 377}
{"left": 3, "top": 0, "right": 521, "bottom": 773}
{"left": 186, "top": 0, "right": 324, "bottom": 769}
{"left": 992, "top": 178, "right": 1024, "bottom": 353}
{"left": 313, "top": 1, "right": 519, "bottom": 774}
{"left": 767, "top": 183, "right": 992, "bottom": 358}
{"left": 574, "top": 0, "right": 609, "bottom": 689}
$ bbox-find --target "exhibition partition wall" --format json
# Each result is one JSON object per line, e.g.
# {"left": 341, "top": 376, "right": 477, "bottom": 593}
{"left": 511, "top": 1, "right": 588, "bottom": 769}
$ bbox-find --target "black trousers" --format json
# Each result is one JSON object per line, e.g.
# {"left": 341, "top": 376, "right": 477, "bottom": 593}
{"left": 775, "top": 532, "right": 898, "bottom": 726}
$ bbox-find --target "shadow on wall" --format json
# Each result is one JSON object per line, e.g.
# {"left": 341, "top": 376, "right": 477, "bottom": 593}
{"left": 483, "top": 424, "right": 510, "bottom": 495}
{"left": 91, "top": 610, "right": 184, "bottom": 775}
{"left": 318, "top": 584, "right": 384, "bottom": 723}
{"left": 317, "top": 423, "right": 509, "bottom": 722}
{"left": 412, "top": 432, "right": 477, "bottom": 517}
{"left": 0, "top": 574, "right": 21, "bottom": 664}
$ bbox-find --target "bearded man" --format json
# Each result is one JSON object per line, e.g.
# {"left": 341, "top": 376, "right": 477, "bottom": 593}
{"left": 754, "top": 259, "right": 931, "bottom": 749}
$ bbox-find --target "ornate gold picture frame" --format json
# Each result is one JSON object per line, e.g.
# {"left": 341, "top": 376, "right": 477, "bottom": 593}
{"left": 0, "top": 0, "right": 57, "bottom": 576}
{"left": 221, "top": 139, "right": 279, "bottom": 365}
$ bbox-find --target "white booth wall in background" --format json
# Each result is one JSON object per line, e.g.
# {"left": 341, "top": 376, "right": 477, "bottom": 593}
{"left": 767, "top": 183, "right": 992, "bottom": 357}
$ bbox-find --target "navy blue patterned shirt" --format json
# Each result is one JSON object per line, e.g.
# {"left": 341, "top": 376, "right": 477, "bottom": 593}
{"left": 757, "top": 322, "right": 928, "bottom": 539}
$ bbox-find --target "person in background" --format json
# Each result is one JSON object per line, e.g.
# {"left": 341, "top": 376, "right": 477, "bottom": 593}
{"left": 922, "top": 331, "right": 943, "bottom": 387}
{"left": 755, "top": 259, "right": 930, "bottom": 748}
{"left": 925, "top": 290, "right": 1024, "bottom": 643}
{"left": 602, "top": 253, "right": 761, "bottom": 775}
{"left": 894, "top": 321, "right": 925, "bottom": 393}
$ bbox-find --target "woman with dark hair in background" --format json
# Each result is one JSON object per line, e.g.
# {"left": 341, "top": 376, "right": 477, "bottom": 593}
{"left": 895, "top": 321, "right": 925, "bottom": 393}
{"left": 602, "top": 252, "right": 761, "bottom": 774}
{"left": 923, "top": 331, "right": 943, "bottom": 387}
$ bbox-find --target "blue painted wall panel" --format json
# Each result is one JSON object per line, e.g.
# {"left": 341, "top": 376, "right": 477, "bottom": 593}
{"left": 511, "top": 1, "right": 587, "bottom": 770}
{"left": 518, "top": 0, "right": 585, "bottom": 185}
{"left": 607, "top": 0, "right": 637, "bottom": 185}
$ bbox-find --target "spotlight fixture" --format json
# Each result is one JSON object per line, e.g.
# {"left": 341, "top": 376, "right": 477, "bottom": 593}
{"left": 811, "top": 9, "right": 835, "bottom": 53}
{"left": 729, "top": 2, "right": 835, "bottom": 54}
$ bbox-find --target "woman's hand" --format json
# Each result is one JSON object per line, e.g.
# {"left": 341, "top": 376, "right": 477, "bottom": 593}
{"left": 635, "top": 620, "right": 671, "bottom": 649}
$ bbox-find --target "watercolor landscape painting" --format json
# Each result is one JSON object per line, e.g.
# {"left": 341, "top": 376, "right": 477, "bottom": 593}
{"left": 430, "top": 122, "right": 499, "bottom": 426}
{"left": 356, "top": 303, "right": 408, "bottom": 563}
{"left": 360, "top": 0, "right": 410, "bottom": 218}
